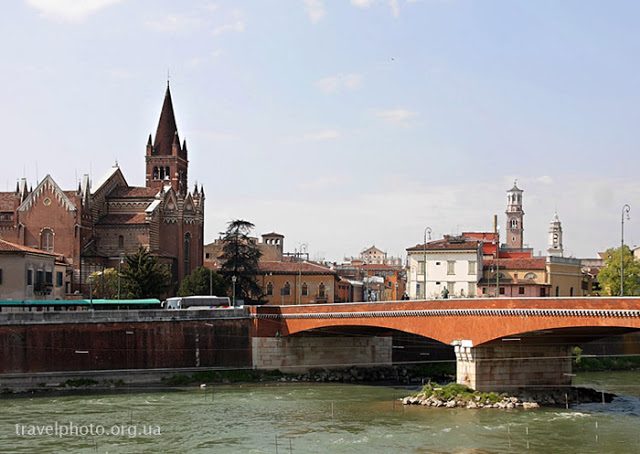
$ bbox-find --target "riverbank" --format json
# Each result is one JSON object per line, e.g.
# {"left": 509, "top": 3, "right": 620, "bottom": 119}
{"left": 402, "top": 382, "right": 616, "bottom": 409}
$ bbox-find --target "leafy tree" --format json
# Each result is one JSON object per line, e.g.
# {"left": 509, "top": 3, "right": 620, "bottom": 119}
{"left": 178, "top": 266, "right": 226, "bottom": 297}
{"left": 88, "top": 268, "right": 119, "bottom": 299}
{"left": 598, "top": 246, "right": 640, "bottom": 296}
{"left": 219, "top": 219, "right": 263, "bottom": 304}
{"left": 121, "top": 246, "right": 172, "bottom": 299}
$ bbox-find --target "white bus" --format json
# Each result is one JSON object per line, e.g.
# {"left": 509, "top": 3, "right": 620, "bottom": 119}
{"left": 162, "top": 295, "right": 232, "bottom": 310}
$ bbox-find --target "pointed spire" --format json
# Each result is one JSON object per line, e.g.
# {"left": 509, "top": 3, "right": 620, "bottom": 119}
{"left": 15, "top": 180, "right": 19, "bottom": 194}
{"left": 193, "top": 182, "right": 198, "bottom": 194}
{"left": 153, "top": 83, "right": 179, "bottom": 156}
{"left": 199, "top": 185, "right": 204, "bottom": 198}
{"left": 147, "top": 134, "right": 152, "bottom": 146}
{"left": 182, "top": 139, "right": 188, "bottom": 155}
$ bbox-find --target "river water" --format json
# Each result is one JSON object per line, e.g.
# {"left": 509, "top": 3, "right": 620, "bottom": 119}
{"left": 1, "top": 371, "right": 639, "bottom": 453}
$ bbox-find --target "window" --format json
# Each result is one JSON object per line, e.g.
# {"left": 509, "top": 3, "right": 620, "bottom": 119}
{"left": 435, "top": 281, "right": 441, "bottom": 285}
{"left": 435, "top": 261, "right": 441, "bottom": 266}
{"left": 447, "top": 261, "right": 455, "bottom": 275}
{"left": 27, "top": 269, "right": 33, "bottom": 285}
{"left": 418, "top": 261, "right": 425, "bottom": 275}
{"left": 447, "top": 282, "right": 455, "bottom": 294}
{"left": 482, "top": 287, "right": 487, "bottom": 294}
{"left": 511, "top": 219, "right": 518, "bottom": 229}
{"left": 165, "top": 167, "right": 170, "bottom": 179}
{"left": 56, "top": 271, "right": 63, "bottom": 287}
{"left": 183, "top": 233, "right": 191, "bottom": 273}
{"left": 0, "top": 268, "right": 2, "bottom": 285}
{"left": 540, "top": 288, "right": 546, "bottom": 297}
{"left": 518, "top": 286, "right": 525, "bottom": 295}
{"left": 499, "top": 287, "right": 505, "bottom": 295}
{"left": 301, "top": 282, "right": 308, "bottom": 296}
{"left": 153, "top": 167, "right": 159, "bottom": 180}
{"left": 45, "top": 271, "right": 53, "bottom": 285}
{"left": 513, "top": 273, "right": 518, "bottom": 279}
{"left": 118, "top": 235, "right": 124, "bottom": 250}
{"left": 468, "top": 261, "right": 476, "bottom": 275}
{"left": 524, "top": 272, "right": 537, "bottom": 280}
{"left": 570, "top": 287, "right": 574, "bottom": 297}
{"left": 266, "top": 282, "right": 273, "bottom": 296}
{"left": 205, "top": 253, "right": 210, "bottom": 259}
{"left": 41, "top": 228, "right": 54, "bottom": 252}
{"left": 555, "top": 286, "right": 559, "bottom": 297}
{"left": 282, "top": 282, "right": 291, "bottom": 296}
{"left": 319, "top": 283, "right": 326, "bottom": 298}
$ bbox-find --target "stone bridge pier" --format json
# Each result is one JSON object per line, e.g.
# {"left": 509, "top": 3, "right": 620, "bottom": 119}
{"left": 454, "top": 340, "right": 572, "bottom": 392}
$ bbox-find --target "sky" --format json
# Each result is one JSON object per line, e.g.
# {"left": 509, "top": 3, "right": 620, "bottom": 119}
{"left": 1, "top": 0, "right": 639, "bottom": 262}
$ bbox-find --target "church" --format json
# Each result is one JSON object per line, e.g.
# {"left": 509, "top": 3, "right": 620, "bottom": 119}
{"left": 0, "top": 84, "right": 204, "bottom": 296}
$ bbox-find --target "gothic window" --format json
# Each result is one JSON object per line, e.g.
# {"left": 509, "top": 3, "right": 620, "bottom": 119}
{"left": 183, "top": 232, "right": 191, "bottom": 274}
{"left": 282, "top": 282, "right": 291, "bottom": 296}
{"left": 301, "top": 282, "right": 308, "bottom": 296}
{"left": 153, "top": 167, "right": 159, "bottom": 180}
{"left": 266, "top": 282, "right": 273, "bottom": 296}
{"left": 511, "top": 219, "right": 518, "bottom": 229}
{"left": 118, "top": 235, "right": 124, "bottom": 250}
{"left": 165, "top": 167, "right": 170, "bottom": 180}
{"left": 41, "top": 228, "right": 54, "bottom": 252}
{"left": 318, "top": 282, "right": 326, "bottom": 298}
{"left": 159, "top": 167, "right": 165, "bottom": 179}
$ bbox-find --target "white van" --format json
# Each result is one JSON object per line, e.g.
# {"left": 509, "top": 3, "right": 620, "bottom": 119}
{"left": 162, "top": 296, "right": 232, "bottom": 310}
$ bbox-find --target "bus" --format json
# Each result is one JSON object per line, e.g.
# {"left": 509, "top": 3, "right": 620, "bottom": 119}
{"left": 162, "top": 295, "right": 232, "bottom": 310}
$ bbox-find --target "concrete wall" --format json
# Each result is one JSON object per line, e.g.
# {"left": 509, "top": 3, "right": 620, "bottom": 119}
{"left": 456, "top": 342, "right": 572, "bottom": 392}
{"left": 252, "top": 336, "right": 392, "bottom": 372}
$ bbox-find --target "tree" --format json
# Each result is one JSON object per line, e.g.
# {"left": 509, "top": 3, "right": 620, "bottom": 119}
{"left": 598, "top": 246, "right": 640, "bottom": 296}
{"left": 178, "top": 266, "right": 226, "bottom": 297}
{"left": 121, "top": 246, "right": 172, "bottom": 299}
{"left": 88, "top": 268, "right": 119, "bottom": 299}
{"left": 219, "top": 219, "right": 263, "bottom": 304}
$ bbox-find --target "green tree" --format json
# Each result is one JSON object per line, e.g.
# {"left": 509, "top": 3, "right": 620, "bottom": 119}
{"left": 121, "top": 246, "right": 172, "bottom": 299}
{"left": 219, "top": 219, "right": 263, "bottom": 304}
{"left": 598, "top": 246, "right": 640, "bottom": 296}
{"left": 178, "top": 266, "right": 226, "bottom": 297}
{"left": 88, "top": 268, "right": 119, "bottom": 299}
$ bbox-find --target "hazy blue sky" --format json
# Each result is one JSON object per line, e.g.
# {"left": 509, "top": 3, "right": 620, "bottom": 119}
{"left": 1, "top": 0, "right": 639, "bottom": 261}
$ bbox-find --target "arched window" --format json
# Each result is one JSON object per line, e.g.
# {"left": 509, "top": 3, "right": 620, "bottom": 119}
{"left": 524, "top": 272, "right": 537, "bottom": 280}
{"left": 153, "top": 167, "right": 159, "bottom": 180}
{"left": 40, "top": 228, "right": 54, "bottom": 252}
{"left": 555, "top": 286, "right": 559, "bottom": 297}
{"left": 165, "top": 167, "right": 170, "bottom": 179}
{"left": 282, "top": 282, "right": 291, "bottom": 296}
{"left": 511, "top": 219, "right": 518, "bottom": 229}
{"left": 266, "top": 282, "right": 273, "bottom": 296}
{"left": 301, "top": 282, "right": 308, "bottom": 296}
{"left": 118, "top": 235, "right": 124, "bottom": 250}
{"left": 318, "top": 282, "right": 326, "bottom": 298}
{"left": 183, "top": 232, "right": 191, "bottom": 274}
{"left": 159, "top": 167, "right": 165, "bottom": 179}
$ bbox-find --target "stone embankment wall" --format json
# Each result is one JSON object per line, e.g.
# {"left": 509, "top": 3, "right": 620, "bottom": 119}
{"left": 252, "top": 336, "right": 392, "bottom": 372}
{"left": 0, "top": 310, "right": 252, "bottom": 373}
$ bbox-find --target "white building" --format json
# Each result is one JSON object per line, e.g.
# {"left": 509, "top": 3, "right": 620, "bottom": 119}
{"left": 406, "top": 236, "right": 483, "bottom": 299}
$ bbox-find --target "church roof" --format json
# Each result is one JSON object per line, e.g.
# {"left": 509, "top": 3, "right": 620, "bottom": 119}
{"left": 153, "top": 83, "right": 180, "bottom": 156}
{"left": 109, "top": 186, "right": 158, "bottom": 198}
{"left": 96, "top": 213, "right": 148, "bottom": 225}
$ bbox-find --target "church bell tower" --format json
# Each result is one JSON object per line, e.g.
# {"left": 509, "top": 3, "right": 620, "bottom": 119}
{"left": 547, "top": 212, "right": 564, "bottom": 257}
{"left": 505, "top": 181, "right": 524, "bottom": 249}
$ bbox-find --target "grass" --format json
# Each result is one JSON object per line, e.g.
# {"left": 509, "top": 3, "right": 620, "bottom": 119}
{"left": 162, "top": 369, "right": 291, "bottom": 386}
{"left": 64, "top": 378, "right": 99, "bottom": 388}
{"left": 419, "top": 382, "right": 504, "bottom": 403}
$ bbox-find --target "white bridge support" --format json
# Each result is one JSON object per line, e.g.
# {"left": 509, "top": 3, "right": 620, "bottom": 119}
{"left": 454, "top": 340, "right": 572, "bottom": 392}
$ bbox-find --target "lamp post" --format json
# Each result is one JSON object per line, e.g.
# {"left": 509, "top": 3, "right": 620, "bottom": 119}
{"left": 621, "top": 204, "right": 631, "bottom": 296}
{"left": 232, "top": 275, "right": 237, "bottom": 307}
{"left": 423, "top": 227, "right": 432, "bottom": 300}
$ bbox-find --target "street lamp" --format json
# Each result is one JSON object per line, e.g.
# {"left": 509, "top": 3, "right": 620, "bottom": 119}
{"left": 231, "top": 275, "right": 237, "bottom": 307}
{"left": 423, "top": 227, "right": 432, "bottom": 300}
{"left": 621, "top": 204, "right": 631, "bottom": 296}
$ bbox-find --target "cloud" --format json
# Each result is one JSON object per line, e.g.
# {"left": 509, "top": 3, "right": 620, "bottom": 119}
{"left": 304, "top": 0, "right": 326, "bottom": 23}
{"left": 375, "top": 108, "right": 417, "bottom": 125}
{"left": 25, "top": 0, "right": 124, "bottom": 22}
{"left": 301, "top": 129, "right": 341, "bottom": 141}
{"left": 351, "top": 0, "right": 374, "bottom": 8}
{"left": 351, "top": 0, "right": 402, "bottom": 17}
{"left": 145, "top": 13, "right": 202, "bottom": 33}
{"left": 389, "top": 0, "right": 400, "bottom": 17}
{"left": 316, "top": 73, "right": 363, "bottom": 93}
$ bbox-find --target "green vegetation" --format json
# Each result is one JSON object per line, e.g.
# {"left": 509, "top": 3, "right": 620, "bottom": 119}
{"left": 88, "top": 267, "right": 120, "bottom": 299}
{"left": 178, "top": 266, "right": 226, "bottom": 297}
{"left": 419, "top": 382, "right": 504, "bottom": 404}
{"left": 219, "top": 219, "right": 264, "bottom": 304}
{"left": 411, "top": 362, "right": 456, "bottom": 381}
{"left": 121, "top": 246, "right": 172, "bottom": 299}
{"left": 573, "top": 355, "right": 640, "bottom": 372}
{"left": 162, "top": 369, "right": 290, "bottom": 386}
{"left": 597, "top": 246, "right": 640, "bottom": 296}
{"left": 64, "top": 378, "right": 99, "bottom": 387}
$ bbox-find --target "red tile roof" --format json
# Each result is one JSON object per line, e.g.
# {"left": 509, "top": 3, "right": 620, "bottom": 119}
{"left": 97, "top": 213, "right": 148, "bottom": 225}
{"left": 108, "top": 186, "right": 158, "bottom": 198}
{"left": 0, "top": 239, "right": 57, "bottom": 256}
{"left": 406, "top": 237, "right": 481, "bottom": 252}
{"left": 259, "top": 261, "right": 337, "bottom": 275}
{"left": 361, "top": 263, "right": 401, "bottom": 271}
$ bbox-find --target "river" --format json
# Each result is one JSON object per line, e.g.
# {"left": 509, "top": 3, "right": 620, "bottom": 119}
{"left": 1, "top": 371, "right": 639, "bottom": 453}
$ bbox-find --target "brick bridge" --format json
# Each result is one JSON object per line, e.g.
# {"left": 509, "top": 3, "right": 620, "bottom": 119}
{"left": 249, "top": 298, "right": 640, "bottom": 391}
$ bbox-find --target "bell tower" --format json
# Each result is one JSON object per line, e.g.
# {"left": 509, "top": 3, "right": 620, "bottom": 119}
{"left": 505, "top": 181, "right": 524, "bottom": 249}
{"left": 145, "top": 82, "right": 189, "bottom": 195}
{"left": 547, "top": 212, "right": 563, "bottom": 257}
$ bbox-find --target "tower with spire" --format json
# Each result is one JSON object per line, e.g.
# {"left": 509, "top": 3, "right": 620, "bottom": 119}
{"left": 145, "top": 82, "right": 189, "bottom": 195}
{"left": 505, "top": 181, "right": 524, "bottom": 249}
{"left": 547, "top": 212, "right": 564, "bottom": 257}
